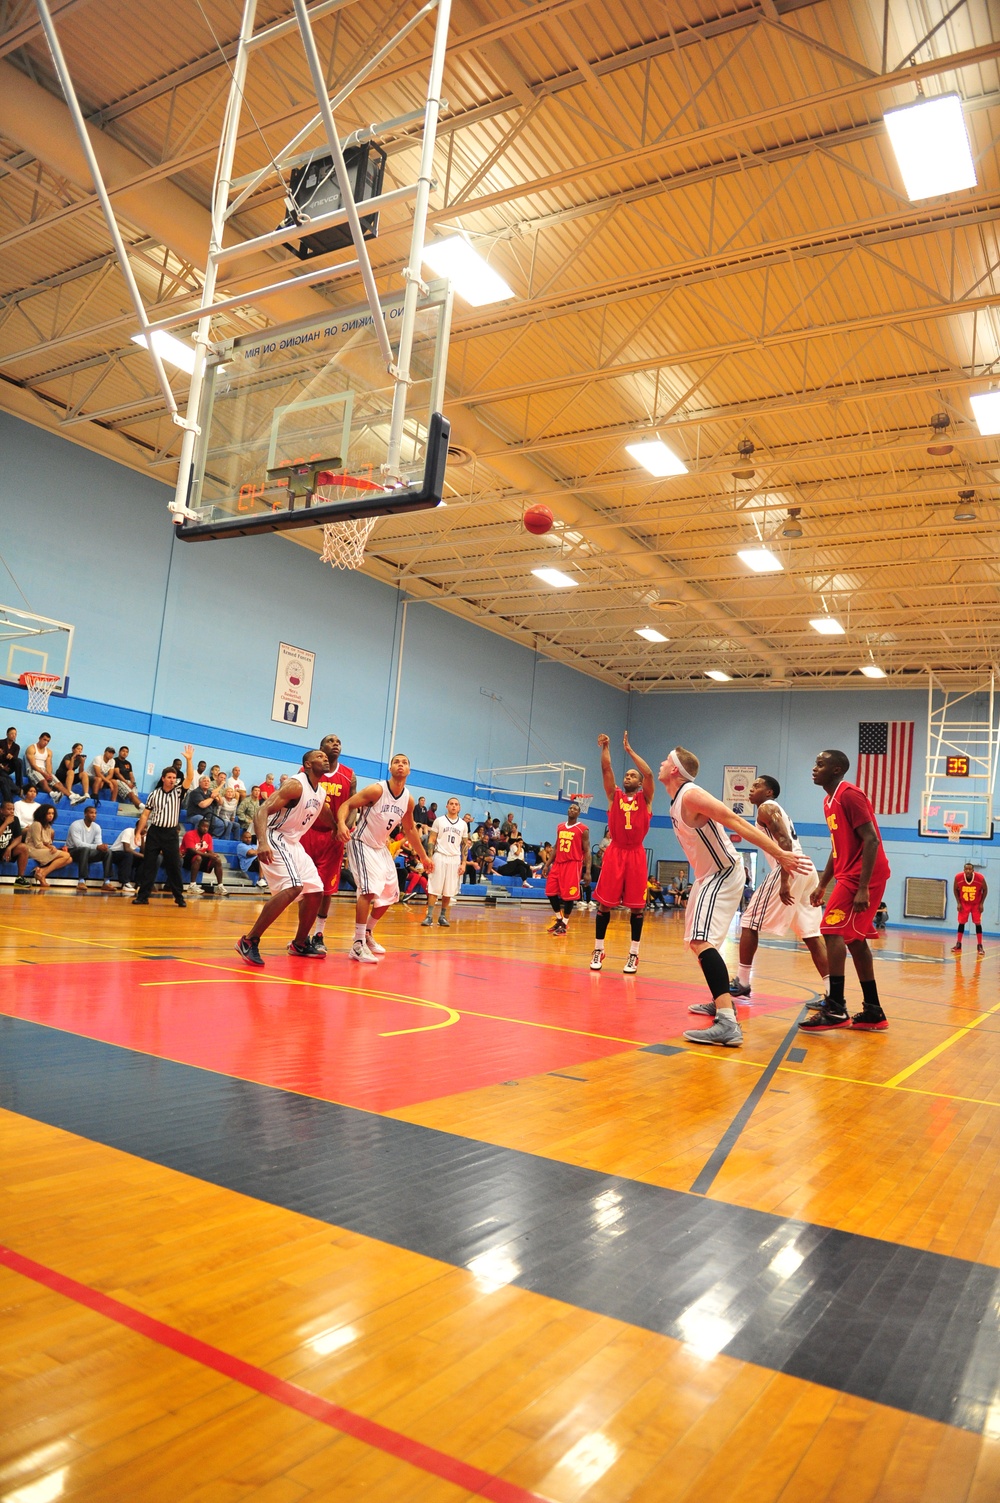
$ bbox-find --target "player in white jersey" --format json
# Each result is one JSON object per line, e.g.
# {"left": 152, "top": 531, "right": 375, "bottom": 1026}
{"left": 422, "top": 797, "right": 469, "bottom": 929}
{"left": 659, "top": 747, "right": 812, "bottom": 1048}
{"left": 727, "top": 775, "right": 828, "bottom": 1004}
{"left": 236, "top": 748, "right": 329, "bottom": 968}
{"left": 337, "top": 752, "right": 434, "bottom": 963}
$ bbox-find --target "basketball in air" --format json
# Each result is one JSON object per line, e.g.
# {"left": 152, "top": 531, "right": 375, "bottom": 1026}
{"left": 523, "top": 504, "right": 554, "bottom": 535}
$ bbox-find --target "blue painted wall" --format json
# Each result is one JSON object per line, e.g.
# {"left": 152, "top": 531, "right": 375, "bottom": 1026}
{"left": 0, "top": 411, "right": 624, "bottom": 845}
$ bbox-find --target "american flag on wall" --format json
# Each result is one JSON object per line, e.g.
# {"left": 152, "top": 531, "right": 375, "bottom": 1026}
{"left": 857, "top": 721, "right": 914, "bottom": 814}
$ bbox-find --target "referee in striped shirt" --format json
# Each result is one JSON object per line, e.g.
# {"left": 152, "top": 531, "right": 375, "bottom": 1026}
{"left": 133, "top": 745, "right": 195, "bottom": 907}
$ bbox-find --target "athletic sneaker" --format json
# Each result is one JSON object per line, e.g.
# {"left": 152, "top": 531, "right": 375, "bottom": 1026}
{"left": 69, "top": 793, "right": 84, "bottom": 804}
{"left": 590, "top": 949, "right": 604, "bottom": 972}
{"left": 215, "top": 885, "right": 227, "bottom": 898}
{"left": 547, "top": 919, "right": 562, "bottom": 934}
{"left": 623, "top": 953, "right": 638, "bottom": 975}
{"left": 350, "top": 939, "right": 378, "bottom": 964}
{"left": 122, "top": 883, "right": 136, "bottom": 894}
{"left": 420, "top": 913, "right": 434, "bottom": 927}
{"left": 684, "top": 1015, "right": 743, "bottom": 1048}
{"left": 236, "top": 934, "right": 263, "bottom": 967}
{"left": 257, "top": 878, "right": 268, "bottom": 888}
{"left": 365, "top": 932, "right": 386, "bottom": 955}
{"left": 951, "top": 943, "right": 963, "bottom": 954}
{"left": 977, "top": 945, "right": 986, "bottom": 958}
{"left": 438, "top": 915, "right": 450, "bottom": 927}
{"left": 311, "top": 933, "right": 327, "bottom": 956}
{"left": 689, "top": 1000, "right": 716, "bottom": 1017}
{"left": 187, "top": 882, "right": 198, "bottom": 894}
{"left": 799, "top": 1008, "right": 850, "bottom": 1031}
{"left": 552, "top": 919, "right": 568, "bottom": 936}
{"left": 287, "top": 937, "right": 324, "bottom": 958}
{"left": 13, "top": 876, "right": 30, "bottom": 889}
{"left": 729, "top": 978, "right": 751, "bottom": 998}
{"left": 851, "top": 1008, "right": 888, "bottom": 1031}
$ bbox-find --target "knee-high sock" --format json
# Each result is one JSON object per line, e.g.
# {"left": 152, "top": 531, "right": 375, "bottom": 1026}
{"left": 595, "top": 910, "right": 611, "bottom": 943}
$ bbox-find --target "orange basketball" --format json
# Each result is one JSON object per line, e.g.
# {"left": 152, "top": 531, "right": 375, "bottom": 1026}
{"left": 523, "top": 504, "right": 554, "bottom": 535}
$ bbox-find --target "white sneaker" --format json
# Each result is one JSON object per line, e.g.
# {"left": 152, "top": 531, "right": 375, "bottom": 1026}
{"left": 364, "top": 932, "right": 386, "bottom": 955}
{"left": 69, "top": 793, "right": 84, "bottom": 804}
{"left": 216, "top": 885, "right": 227, "bottom": 897}
{"left": 623, "top": 952, "right": 638, "bottom": 975}
{"left": 257, "top": 877, "right": 268, "bottom": 888}
{"left": 590, "top": 949, "right": 604, "bottom": 971}
{"left": 122, "top": 883, "right": 136, "bottom": 894}
{"left": 350, "top": 940, "right": 378, "bottom": 964}
{"left": 187, "top": 882, "right": 198, "bottom": 893}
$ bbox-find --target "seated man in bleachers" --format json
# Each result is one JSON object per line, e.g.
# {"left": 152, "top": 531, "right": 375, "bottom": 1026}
{"left": 0, "top": 727, "right": 22, "bottom": 802}
{"left": 114, "top": 747, "right": 142, "bottom": 808}
{"left": 91, "top": 747, "right": 119, "bottom": 804}
{"left": 66, "top": 804, "right": 113, "bottom": 890}
{"left": 110, "top": 819, "right": 141, "bottom": 892}
{"left": 181, "top": 819, "right": 227, "bottom": 895}
{"left": 57, "top": 744, "right": 92, "bottom": 803}
{"left": 0, "top": 801, "right": 30, "bottom": 885}
{"left": 185, "top": 775, "right": 219, "bottom": 827}
{"left": 236, "top": 785, "right": 261, "bottom": 835}
{"left": 26, "top": 732, "right": 81, "bottom": 803}
{"left": 236, "top": 828, "right": 268, "bottom": 888}
{"left": 226, "top": 766, "right": 246, "bottom": 799}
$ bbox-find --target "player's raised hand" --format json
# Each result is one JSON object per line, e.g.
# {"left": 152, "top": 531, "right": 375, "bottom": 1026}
{"left": 597, "top": 733, "right": 610, "bottom": 749}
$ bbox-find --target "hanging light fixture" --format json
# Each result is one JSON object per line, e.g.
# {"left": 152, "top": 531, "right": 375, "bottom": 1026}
{"left": 926, "top": 412, "right": 954, "bottom": 456}
{"left": 953, "top": 489, "right": 977, "bottom": 522}
{"left": 782, "top": 507, "right": 803, "bottom": 538}
{"left": 732, "top": 438, "right": 755, "bottom": 481}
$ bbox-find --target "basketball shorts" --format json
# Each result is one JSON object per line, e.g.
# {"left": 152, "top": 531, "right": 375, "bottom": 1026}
{"left": 741, "top": 861, "right": 821, "bottom": 941}
{"left": 957, "top": 903, "right": 983, "bottom": 925}
{"left": 260, "top": 834, "right": 322, "bottom": 897}
{"left": 428, "top": 853, "right": 461, "bottom": 900}
{"left": 594, "top": 844, "right": 648, "bottom": 909}
{"left": 299, "top": 827, "right": 347, "bottom": 895}
{"left": 546, "top": 862, "right": 582, "bottom": 903}
{"left": 821, "top": 874, "right": 888, "bottom": 943}
{"left": 347, "top": 840, "right": 400, "bottom": 908}
{"left": 685, "top": 863, "right": 745, "bottom": 949}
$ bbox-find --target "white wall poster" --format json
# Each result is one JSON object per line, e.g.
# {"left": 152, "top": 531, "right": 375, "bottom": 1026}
{"left": 271, "top": 642, "right": 315, "bottom": 729}
{"left": 722, "top": 765, "right": 756, "bottom": 819}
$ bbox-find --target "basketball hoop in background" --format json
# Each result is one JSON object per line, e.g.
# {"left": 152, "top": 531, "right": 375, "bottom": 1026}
{"left": 316, "top": 471, "right": 382, "bottom": 572}
{"left": 19, "top": 672, "right": 61, "bottom": 714}
{"left": 946, "top": 821, "right": 965, "bottom": 843}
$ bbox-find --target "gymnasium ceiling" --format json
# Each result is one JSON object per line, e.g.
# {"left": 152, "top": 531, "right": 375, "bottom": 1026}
{"left": 2, "top": 0, "right": 1000, "bottom": 691}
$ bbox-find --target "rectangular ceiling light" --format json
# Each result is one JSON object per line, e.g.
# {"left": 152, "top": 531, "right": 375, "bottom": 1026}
{"left": 810, "top": 617, "right": 845, "bottom": 635}
{"left": 737, "top": 548, "right": 783, "bottom": 573}
{"left": 422, "top": 237, "right": 514, "bottom": 306}
{"left": 883, "top": 94, "right": 977, "bottom": 201}
{"left": 970, "top": 392, "right": 1000, "bottom": 436}
{"left": 532, "top": 567, "right": 578, "bottom": 588}
{"left": 705, "top": 670, "right": 731, "bottom": 682}
{"left": 860, "top": 664, "right": 886, "bottom": 679}
{"left": 635, "top": 627, "right": 668, "bottom": 643}
{"left": 131, "top": 329, "right": 197, "bottom": 374}
{"left": 625, "top": 439, "right": 688, "bottom": 477}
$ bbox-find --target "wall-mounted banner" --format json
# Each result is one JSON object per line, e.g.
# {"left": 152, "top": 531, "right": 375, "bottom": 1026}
{"left": 271, "top": 642, "right": 315, "bottom": 729}
{"left": 722, "top": 764, "right": 756, "bottom": 819}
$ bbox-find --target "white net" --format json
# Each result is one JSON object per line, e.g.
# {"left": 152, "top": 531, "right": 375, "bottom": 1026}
{"left": 946, "top": 823, "right": 964, "bottom": 843}
{"left": 320, "top": 515, "right": 379, "bottom": 571}
{"left": 23, "top": 674, "right": 59, "bottom": 713}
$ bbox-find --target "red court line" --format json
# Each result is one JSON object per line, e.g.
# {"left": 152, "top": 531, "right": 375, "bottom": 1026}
{"left": 0, "top": 1242, "right": 553, "bottom": 1503}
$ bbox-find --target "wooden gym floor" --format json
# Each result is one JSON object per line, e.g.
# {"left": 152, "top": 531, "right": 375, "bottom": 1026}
{"left": 3, "top": 893, "right": 1000, "bottom": 1502}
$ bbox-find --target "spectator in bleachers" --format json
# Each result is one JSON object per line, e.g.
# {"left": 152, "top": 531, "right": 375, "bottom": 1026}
{"left": 0, "top": 801, "right": 29, "bottom": 885}
{"left": 25, "top": 732, "right": 82, "bottom": 803}
{"left": 215, "top": 776, "right": 240, "bottom": 839}
{"left": 66, "top": 804, "right": 113, "bottom": 890}
{"left": 114, "top": 747, "right": 142, "bottom": 808}
{"left": 236, "top": 829, "right": 267, "bottom": 888}
{"left": 226, "top": 766, "right": 246, "bottom": 798}
{"left": 185, "top": 777, "right": 222, "bottom": 831}
{"left": 402, "top": 850, "right": 428, "bottom": 903}
{"left": 91, "top": 747, "right": 119, "bottom": 803}
{"left": 110, "top": 820, "right": 141, "bottom": 892}
{"left": 259, "top": 772, "right": 275, "bottom": 798}
{"left": 0, "top": 727, "right": 22, "bottom": 801}
{"left": 14, "top": 784, "right": 39, "bottom": 829}
{"left": 236, "top": 785, "right": 260, "bottom": 834}
{"left": 56, "top": 744, "right": 91, "bottom": 802}
{"left": 481, "top": 845, "right": 497, "bottom": 879}
{"left": 537, "top": 841, "right": 554, "bottom": 875}
{"left": 181, "top": 819, "right": 226, "bottom": 895}
{"left": 464, "top": 829, "right": 489, "bottom": 883}
{"left": 25, "top": 805, "right": 73, "bottom": 888}
{"left": 497, "top": 837, "right": 531, "bottom": 881}
{"left": 412, "top": 796, "right": 429, "bottom": 827}
{"left": 428, "top": 802, "right": 438, "bottom": 825}
{"left": 646, "top": 876, "right": 667, "bottom": 910}
{"left": 196, "top": 759, "right": 207, "bottom": 778}
{"left": 501, "top": 812, "right": 516, "bottom": 838}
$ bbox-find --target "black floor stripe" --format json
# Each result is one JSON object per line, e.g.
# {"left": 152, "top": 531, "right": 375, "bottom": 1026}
{"left": 2, "top": 1014, "right": 999, "bottom": 1435}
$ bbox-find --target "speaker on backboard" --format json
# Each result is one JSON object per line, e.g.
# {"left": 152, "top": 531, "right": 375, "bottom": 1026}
{"left": 279, "top": 143, "right": 387, "bottom": 260}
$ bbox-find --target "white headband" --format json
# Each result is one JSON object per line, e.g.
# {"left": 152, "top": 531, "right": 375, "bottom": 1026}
{"left": 666, "top": 748, "right": 695, "bottom": 783}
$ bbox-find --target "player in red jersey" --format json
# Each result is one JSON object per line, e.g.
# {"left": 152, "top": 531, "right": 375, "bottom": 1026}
{"left": 591, "top": 730, "right": 654, "bottom": 974}
{"left": 802, "top": 748, "right": 891, "bottom": 1033}
{"left": 299, "top": 733, "right": 356, "bottom": 955}
{"left": 545, "top": 802, "right": 590, "bottom": 935}
{"left": 952, "top": 861, "right": 987, "bottom": 957}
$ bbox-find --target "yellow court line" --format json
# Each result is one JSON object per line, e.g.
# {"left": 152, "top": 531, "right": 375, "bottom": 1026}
{"left": 884, "top": 995, "right": 1000, "bottom": 1087}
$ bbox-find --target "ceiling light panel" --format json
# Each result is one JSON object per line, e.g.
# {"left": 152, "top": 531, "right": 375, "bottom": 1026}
{"left": 810, "top": 617, "right": 845, "bottom": 635}
{"left": 625, "top": 439, "right": 688, "bottom": 477}
{"left": 635, "top": 627, "right": 668, "bottom": 642}
{"left": 970, "top": 392, "right": 1000, "bottom": 436}
{"left": 422, "top": 237, "right": 515, "bottom": 306}
{"left": 131, "top": 329, "right": 196, "bottom": 373}
{"left": 532, "top": 567, "right": 578, "bottom": 588}
{"left": 883, "top": 94, "right": 977, "bottom": 201}
{"left": 737, "top": 549, "right": 783, "bottom": 573}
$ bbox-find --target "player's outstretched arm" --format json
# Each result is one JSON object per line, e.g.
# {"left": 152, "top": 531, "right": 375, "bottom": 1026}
{"left": 597, "top": 733, "right": 616, "bottom": 800}
{"left": 401, "top": 798, "right": 433, "bottom": 870}
{"left": 253, "top": 779, "right": 302, "bottom": 862}
{"left": 623, "top": 730, "right": 654, "bottom": 806}
{"left": 685, "top": 785, "right": 810, "bottom": 875}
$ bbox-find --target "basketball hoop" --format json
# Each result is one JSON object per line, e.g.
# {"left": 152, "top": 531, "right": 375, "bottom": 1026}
{"left": 946, "top": 821, "right": 964, "bottom": 843}
{"left": 19, "top": 672, "right": 60, "bottom": 714}
{"left": 316, "top": 472, "right": 382, "bottom": 572}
